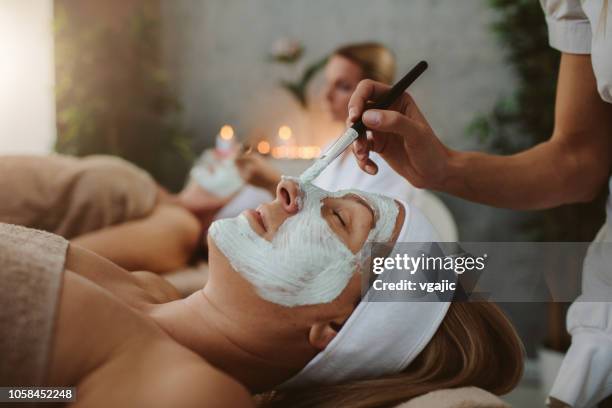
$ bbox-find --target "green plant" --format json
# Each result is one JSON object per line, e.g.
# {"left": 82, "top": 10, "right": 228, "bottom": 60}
{"left": 54, "top": 0, "right": 193, "bottom": 191}
{"left": 268, "top": 38, "right": 328, "bottom": 108}
{"left": 469, "top": 0, "right": 606, "bottom": 241}
{"left": 279, "top": 56, "right": 328, "bottom": 108}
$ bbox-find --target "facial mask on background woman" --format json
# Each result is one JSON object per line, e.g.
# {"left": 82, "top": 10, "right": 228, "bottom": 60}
{"left": 209, "top": 180, "right": 399, "bottom": 307}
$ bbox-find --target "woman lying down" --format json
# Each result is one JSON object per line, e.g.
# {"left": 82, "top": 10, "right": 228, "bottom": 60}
{"left": 0, "top": 178, "right": 523, "bottom": 408}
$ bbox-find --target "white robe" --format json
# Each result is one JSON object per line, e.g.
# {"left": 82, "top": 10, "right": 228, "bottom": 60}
{"left": 540, "top": 1, "right": 612, "bottom": 406}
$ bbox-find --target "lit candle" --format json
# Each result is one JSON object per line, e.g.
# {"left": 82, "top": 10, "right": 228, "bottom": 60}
{"left": 275, "top": 125, "right": 293, "bottom": 158}
{"left": 278, "top": 125, "right": 292, "bottom": 142}
{"left": 216, "top": 125, "right": 236, "bottom": 156}
{"left": 257, "top": 140, "right": 271, "bottom": 155}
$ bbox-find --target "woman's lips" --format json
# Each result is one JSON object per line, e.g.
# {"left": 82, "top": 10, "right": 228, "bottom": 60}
{"left": 245, "top": 208, "right": 266, "bottom": 234}
{"left": 255, "top": 207, "right": 268, "bottom": 232}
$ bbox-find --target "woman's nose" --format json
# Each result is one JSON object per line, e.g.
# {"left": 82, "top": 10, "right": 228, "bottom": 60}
{"left": 276, "top": 178, "right": 300, "bottom": 214}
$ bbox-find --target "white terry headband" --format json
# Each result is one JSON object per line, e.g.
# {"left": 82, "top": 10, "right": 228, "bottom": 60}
{"left": 281, "top": 203, "right": 454, "bottom": 388}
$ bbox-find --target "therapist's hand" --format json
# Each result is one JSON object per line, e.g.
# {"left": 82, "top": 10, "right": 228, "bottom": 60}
{"left": 347, "top": 79, "right": 452, "bottom": 189}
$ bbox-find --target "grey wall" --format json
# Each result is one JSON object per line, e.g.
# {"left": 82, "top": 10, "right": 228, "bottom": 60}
{"left": 160, "top": 0, "right": 528, "bottom": 241}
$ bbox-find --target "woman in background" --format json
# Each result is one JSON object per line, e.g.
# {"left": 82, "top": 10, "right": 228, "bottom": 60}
{"left": 236, "top": 42, "right": 421, "bottom": 204}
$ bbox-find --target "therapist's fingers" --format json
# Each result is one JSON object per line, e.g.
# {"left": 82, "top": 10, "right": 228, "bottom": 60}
{"left": 352, "top": 132, "right": 379, "bottom": 175}
{"left": 347, "top": 80, "right": 392, "bottom": 124}
{"left": 353, "top": 149, "right": 379, "bottom": 175}
{"left": 361, "top": 109, "right": 424, "bottom": 147}
{"left": 348, "top": 118, "right": 370, "bottom": 163}
{"left": 353, "top": 132, "right": 368, "bottom": 157}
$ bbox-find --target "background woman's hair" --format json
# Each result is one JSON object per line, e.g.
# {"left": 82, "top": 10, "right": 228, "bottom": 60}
{"left": 258, "top": 302, "right": 524, "bottom": 408}
{"left": 333, "top": 42, "right": 396, "bottom": 85}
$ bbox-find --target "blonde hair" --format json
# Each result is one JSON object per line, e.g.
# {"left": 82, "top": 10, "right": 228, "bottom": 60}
{"left": 333, "top": 43, "right": 396, "bottom": 85}
{"left": 258, "top": 302, "right": 524, "bottom": 408}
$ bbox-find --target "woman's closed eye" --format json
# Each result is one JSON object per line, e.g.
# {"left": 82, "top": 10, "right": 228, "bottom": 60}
{"left": 322, "top": 195, "right": 374, "bottom": 254}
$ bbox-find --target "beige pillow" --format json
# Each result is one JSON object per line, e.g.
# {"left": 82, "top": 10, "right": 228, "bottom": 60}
{"left": 395, "top": 387, "right": 511, "bottom": 408}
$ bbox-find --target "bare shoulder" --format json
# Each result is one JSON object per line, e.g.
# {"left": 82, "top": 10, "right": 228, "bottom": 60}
{"left": 75, "top": 338, "right": 253, "bottom": 408}
{"left": 142, "top": 341, "right": 254, "bottom": 408}
{"left": 152, "top": 203, "right": 201, "bottom": 242}
{"left": 152, "top": 357, "right": 254, "bottom": 408}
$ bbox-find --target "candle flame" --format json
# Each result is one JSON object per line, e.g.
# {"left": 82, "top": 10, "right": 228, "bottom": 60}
{"left": 270, "top": 145, "right": 321, "bottom": 159}
{"left": 220, "top": 125, "right": 234, "bottom": 140}
{"left": 278, "top": 125, "right": 292, "bottom": 140}
{"left": 257, "top": 140, "right": 271, "bottom": 154}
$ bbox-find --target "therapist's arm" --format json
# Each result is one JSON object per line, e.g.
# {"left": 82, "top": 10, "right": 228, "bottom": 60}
{"left": 349, "top": 53, "right": 612, "bottom": 210}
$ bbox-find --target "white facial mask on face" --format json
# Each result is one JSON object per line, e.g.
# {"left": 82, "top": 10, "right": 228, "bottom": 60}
{"left": 209, "top": 179, "right": 399, "bottom": 307}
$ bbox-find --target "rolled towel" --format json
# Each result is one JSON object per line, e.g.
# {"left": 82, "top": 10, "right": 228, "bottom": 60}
{"left": 0, "top": 223, "right": 68, "bottom": 386}
{"left": 0, "top": 154, "right": 158, "bottom": 238}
